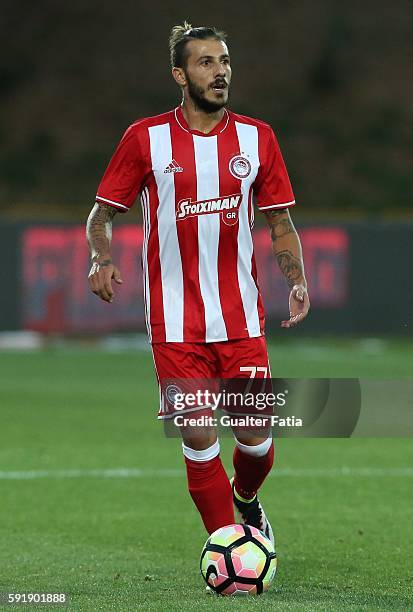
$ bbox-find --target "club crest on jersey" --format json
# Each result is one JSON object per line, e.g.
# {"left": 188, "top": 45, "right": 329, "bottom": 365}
{"left": 176, "top": 193, "right": 242, "bottom": 226}
{"left": 229, "top": 155, "right": 251, "bottom": 179}
{"left": 164, "top": 159, "right": 184, "bottom": 173}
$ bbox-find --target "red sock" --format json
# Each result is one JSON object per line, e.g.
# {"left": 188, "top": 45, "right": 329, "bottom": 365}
{"left": 233, "top": 442, "right": 274, "bottom": 500}
{"left": 185, "top": 455, "right": 235, "bottom": 534}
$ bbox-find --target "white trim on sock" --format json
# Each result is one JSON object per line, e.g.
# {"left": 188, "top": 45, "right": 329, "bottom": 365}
{"left": 234, "top": 435, "right": 272, "bottom": 458}
{"left": 182, "top": 440, "right": 220, "bottom": 462}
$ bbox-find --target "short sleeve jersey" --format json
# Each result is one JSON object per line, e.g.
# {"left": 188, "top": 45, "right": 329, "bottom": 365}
{"left": 96, "top": 107, "right": 295, "bottom": 343}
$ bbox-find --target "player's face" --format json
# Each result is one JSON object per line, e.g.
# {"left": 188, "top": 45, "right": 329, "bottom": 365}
{"left": 183, "top": 39, "right": 231, "bottom": 113}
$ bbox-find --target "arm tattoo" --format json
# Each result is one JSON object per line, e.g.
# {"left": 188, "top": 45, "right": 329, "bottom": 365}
{"left": 270, "top": 217, "right": 295, "bottom": 242}
{"left": 86, "top": 203, "right": 117, "bottom": 261}
{"left": 264, "top": 209, "right": 306, "bottom": 288}
{"left": 264, "top": 208, "right": 295, "bottom": 243}
{"left": 276, "top": 250, "right": 304, "bottom": 288}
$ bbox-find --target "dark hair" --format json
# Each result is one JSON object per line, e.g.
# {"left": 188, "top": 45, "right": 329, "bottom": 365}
{"left": 169, "top": 21, "right": 227, "bottom": 68}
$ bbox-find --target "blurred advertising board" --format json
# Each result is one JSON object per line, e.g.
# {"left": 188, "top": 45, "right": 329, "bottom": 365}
{"left": 21, "top": 225, "right": 348, "bottom": 333}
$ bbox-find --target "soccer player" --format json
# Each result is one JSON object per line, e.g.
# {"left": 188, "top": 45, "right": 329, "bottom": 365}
{"left": 87, "top": 23, "right": 310, "bottom": 543}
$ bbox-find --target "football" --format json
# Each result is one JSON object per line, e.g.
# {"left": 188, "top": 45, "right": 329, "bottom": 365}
{"left": 200, "top": 523, "right": 277, "bottom": 595}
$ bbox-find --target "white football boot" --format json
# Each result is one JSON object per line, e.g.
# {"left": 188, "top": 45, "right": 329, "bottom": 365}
{"left": 230, "top": 477, "right": 275, "bottom": 546}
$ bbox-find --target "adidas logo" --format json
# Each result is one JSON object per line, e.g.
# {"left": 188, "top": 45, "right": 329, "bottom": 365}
{"left": 164, "top": 159, "right": 184, "bottom": 174}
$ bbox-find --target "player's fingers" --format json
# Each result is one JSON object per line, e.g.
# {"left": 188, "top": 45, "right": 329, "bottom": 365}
{"left": 88, "top": 266, "right": 113, "bottom": 302}
{"left": 113, "top": 267, "right": 123, "bottom": 284}
{"left": 103, "top": 276, "right": 114, "bottom": 302}
{"left": 97, "top": 284, "right": 111, "bottom": 302}
{"left": 101, "top": 290, "right": 113, "bottom": 303}
{"left": 95, "top": 274, "right": 112, "bottom": 302}
{"left": 88, "top": 274, "right": 100, "bottom": 296}
{"left": 105, "top": 274, "right": 114, "bottom": 295}
{"left": 282, "top": 312, "right": 305, "bottom": 328}
{"left": 290, "top": 312, "right": 306, "bottom": 327}
{"left": 281, "top": 319, "right": 294, "bottom": 328}
{"left": 101, "top": 284, "right": 113, "bottom": 302}
{"left": 104, "top": 278, "right": 114, "bottom": 295}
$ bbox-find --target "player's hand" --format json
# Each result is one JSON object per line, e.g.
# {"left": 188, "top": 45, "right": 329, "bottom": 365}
{"left": 281, "top": 284, "right": 310, "bottom": 328}
{"left": 88, "top": 257, "right": 123, "bottom": 303}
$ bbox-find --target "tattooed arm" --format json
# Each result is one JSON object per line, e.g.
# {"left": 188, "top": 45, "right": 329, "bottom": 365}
{"left": 86, "top": 203, "right": 123, "bottom": 303}
{"left": 264, "top": 208, "right": 310, "bottom": 328}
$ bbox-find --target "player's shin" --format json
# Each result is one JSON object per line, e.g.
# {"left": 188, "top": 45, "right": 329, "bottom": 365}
{"left": 183, "top": 440, "right": 235, "bottom": 534}
{"left": 232, "top": 436, "right": 274, "bottom": 501}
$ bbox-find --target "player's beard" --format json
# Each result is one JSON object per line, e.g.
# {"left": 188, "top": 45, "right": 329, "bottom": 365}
{"left": 185, "top": 72, "right": 229, "bottom": 114}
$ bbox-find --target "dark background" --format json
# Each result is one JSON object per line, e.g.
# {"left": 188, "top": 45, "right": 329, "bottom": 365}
{"left": 1, "top": 0, "right": 412, "bottom": 219}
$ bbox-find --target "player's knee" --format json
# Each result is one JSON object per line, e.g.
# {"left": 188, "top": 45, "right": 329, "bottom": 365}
{"left": 232, "top": 423, "right": 272, "bottom": 449}
{"left": 180, "top": 425, "right": 217, "bottom": 451}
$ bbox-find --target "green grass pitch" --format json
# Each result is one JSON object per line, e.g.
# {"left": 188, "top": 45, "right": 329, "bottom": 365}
{"left": 0, "top": 338, "right": 412, "bottom": 610}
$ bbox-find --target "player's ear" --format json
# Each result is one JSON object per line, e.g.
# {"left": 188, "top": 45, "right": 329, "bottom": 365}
{"left": 172, "top": 67, "right": 186, "bottom": 87}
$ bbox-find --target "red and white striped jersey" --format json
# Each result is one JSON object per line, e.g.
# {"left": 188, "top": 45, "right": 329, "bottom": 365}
{"left": 96, "top": 106, "right": 295, "bottom": 343}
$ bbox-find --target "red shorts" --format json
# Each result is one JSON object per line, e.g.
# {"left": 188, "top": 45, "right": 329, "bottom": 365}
{"left": 152, "top": 336, "right": 271, "bottom": 419}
